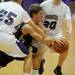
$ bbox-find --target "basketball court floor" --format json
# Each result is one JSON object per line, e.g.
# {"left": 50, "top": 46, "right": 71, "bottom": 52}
{"left": 0, "top": 17, "right": 75, "bottom": 75}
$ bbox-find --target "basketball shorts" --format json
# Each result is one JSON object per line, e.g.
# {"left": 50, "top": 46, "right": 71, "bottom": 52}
{"left": 0, "top": 32, "right": 28, "bottom": 58}
{"left": 0, "top": 50, "right": 24, "bottom": 67}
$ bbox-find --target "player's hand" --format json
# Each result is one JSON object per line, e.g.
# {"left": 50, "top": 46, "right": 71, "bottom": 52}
{"left": 44, "top": 37, "right": 54, "bottom": 45}
{"left": 54, "top": 39, "right": 65, "bottom": 47}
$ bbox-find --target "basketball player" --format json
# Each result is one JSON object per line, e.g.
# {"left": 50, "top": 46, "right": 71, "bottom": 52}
{"left": 14, "top": 4, "right": 48, "bottom": 75}
{"left": 0, "top": 0, "right": 53, "bottom": 75}
{"left": 40, "top": 0, "right": 72, "bottom": 75}
{"left": 15, "top": 4, "right": 47, "bottom": 75}
{"left": 28, "top": 4, "right": 46, "bottom": 75}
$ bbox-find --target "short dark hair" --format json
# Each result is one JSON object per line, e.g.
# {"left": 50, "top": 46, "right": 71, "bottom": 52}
{"left": 29, "top": 4, "right": 43, "bottom": 18}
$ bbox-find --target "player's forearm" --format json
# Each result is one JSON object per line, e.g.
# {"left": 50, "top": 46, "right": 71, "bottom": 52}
{"left": 38, "top": 22, "right": 46, "bottom": 32}
{"left": 30, "top": 32, "right": 53, "bottom": 45}
{"left": 66, "top": 20, "right": 72, "bottom": 42}
{"left": 66, "top": 20, "right": 72, "bottom": 34}
{"left": 30, "top": 32, "right": 45, "bottom": 43}
{"left": 27, "top": 20, "right": 45, "bottom": 38}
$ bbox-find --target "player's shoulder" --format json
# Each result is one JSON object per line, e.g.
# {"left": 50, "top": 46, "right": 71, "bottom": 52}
{"left": 40, "top": 0, "right": 51, "bottom": 6}
{"left": 0, "top": 1, "right": 22, "bottom": 8}
{"left": 9, "top": 1, "right": 22, "bottom": 8}
{"left": 62, "top": 1, "right": 70, "bottom": 10}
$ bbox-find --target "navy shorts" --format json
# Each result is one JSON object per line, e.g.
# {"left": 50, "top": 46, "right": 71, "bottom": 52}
{"left": 0, "top": 50, "right": 24, "bottom": 67}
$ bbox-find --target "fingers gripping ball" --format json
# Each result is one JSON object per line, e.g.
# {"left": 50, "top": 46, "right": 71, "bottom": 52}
{"left": 52, "top": 38, "right": 69, "bottom": 54}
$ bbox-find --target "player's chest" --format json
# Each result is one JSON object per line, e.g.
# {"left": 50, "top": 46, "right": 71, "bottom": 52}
{"left": 44, "top": 5, "right": 64, "bottom": 17}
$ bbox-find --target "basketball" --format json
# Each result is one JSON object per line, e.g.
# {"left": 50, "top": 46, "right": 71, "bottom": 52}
{"left": 52, "top": 38, "right": 69, "bottom": 54}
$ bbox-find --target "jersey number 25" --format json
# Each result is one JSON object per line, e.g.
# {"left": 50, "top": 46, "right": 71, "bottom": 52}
{"left": 0, "top": 9, "right": 17, "bottom": 25}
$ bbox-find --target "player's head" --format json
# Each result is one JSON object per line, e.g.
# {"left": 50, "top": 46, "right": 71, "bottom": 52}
{"left": 29, "top": 4, "right": 45, "bottom": 23}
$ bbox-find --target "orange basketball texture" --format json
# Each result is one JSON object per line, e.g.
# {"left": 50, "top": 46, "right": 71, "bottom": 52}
{"left": 52, "top": 38, "right": 69, "bottom": 54}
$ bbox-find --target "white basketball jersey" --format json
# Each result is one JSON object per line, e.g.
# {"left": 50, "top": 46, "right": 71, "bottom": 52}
{"left": 40, "top": 0, "right": 71, "bottom": 38}
{"left": 0, "top": 1, "right": 31, "bottom": 35}
{"left": 0, "top": 1, "right": 31, "bottom": 57}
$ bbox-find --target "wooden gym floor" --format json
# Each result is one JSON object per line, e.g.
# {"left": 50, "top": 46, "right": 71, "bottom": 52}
{"left": 0, "top": 17, "right": 75, "bottom": 75}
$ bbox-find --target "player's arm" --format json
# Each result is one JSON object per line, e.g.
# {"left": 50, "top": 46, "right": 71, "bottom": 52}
{"left": 66, "top": 19, "right": 72, "bottom": 35}
{"left": 38, "top": 22, "right": 47, "bottom": 32}
{"left": 22, "top": 10, "right": 46, "bottom": 38}
{"left": 27, "top": 20, "right": 46, "bottom": 38}
{"left": 64, "top": 6, "right": 72, "bottom": 42}
{"left": 21, "top": 24, "right": 53, "bottom": 44}
{"left": 21, "top": 24, "right": 45, "bottom": 43}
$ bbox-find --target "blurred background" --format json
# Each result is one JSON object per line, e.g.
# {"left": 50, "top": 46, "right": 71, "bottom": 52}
{"left": 0, "top": 0, "right": 75, "bottom": 13}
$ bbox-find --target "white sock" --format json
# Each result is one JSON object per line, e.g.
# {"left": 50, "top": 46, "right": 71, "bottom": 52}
{"left": 32, "top": 69, "right": 38, "bottom": 75}
{"left": 24, "top": 73, "right": 30, "bottom": 75}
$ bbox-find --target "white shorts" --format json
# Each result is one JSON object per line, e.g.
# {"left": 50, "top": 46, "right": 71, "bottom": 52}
{"left": 32, "top": 40, "right": 48, "bottom": 55}
{"left": 0, "top": 32, "right": 27, "bottom": 57}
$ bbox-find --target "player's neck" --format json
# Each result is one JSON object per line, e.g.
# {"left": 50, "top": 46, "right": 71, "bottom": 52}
{"left": 52, "top": 0, "right": 61, "bottom": 6}
{"left": 16, "top": 0, "right": 22, "bottom": 5}
{"left": 14, "top": 0, "right": 22, "bottom": 5}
